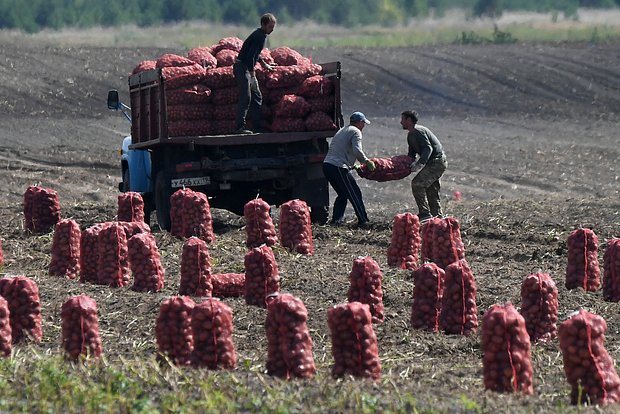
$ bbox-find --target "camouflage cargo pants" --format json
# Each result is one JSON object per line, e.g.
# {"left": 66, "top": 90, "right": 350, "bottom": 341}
{"left": 411, "top": 155, "right": 447, "bottom": 218}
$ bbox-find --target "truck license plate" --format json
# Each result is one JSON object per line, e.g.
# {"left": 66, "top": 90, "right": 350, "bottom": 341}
{"left": 171, "top": 176, "right": 210, "bottom": 188}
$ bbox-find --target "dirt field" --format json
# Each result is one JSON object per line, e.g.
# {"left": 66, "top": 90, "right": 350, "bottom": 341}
{"left": 0, "top": 36, "right": 619, "bottom": 412}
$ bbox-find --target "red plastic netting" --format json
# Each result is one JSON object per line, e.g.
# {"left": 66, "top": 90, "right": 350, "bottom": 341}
{"left": 298, "top": 75, "right": 333, "bottom": 98}
{"left": 131, "top": 60, "right": 156, "bottom": 74}
{"left": 279, "top": 199, "right": 313, "bottom": 255}
{"left": 520, "top": 272, "right": 558, "bottom": 342}
{"left": 0, "top": 297, "right": 11, "bottom": 357}
{"left": 165, "top": 85, "right": 212, "bottom": 105}
{"left": 387, "top": 212, "right": 421, "bottom": 270}
{"left": 156, "top": 53, "right": 196, "bottom": 68}
{"left": 270, "top": 47, "right": 310, "bottom": 66}
{"left": 212, "top": 273, "right": 245, "bottom": 298}
{"left": 265, "top": 293, "right": 316, "bottom": 379}
{"left": 566, "top": 228, "right": 600, "bottom": 291}
{"left": 203, "top": 66, "right": 236, "bottom": 89}
{"left": 210, "top": 37, "right": 243, "bottom": 55}
{"left": 170, "top": 188, "right": 194, "bottom": 237}
{"left": 186, "top": 47, "right": 217, "bottom": 69}
{"left": 421, "top": 217, "right": 465, "bottom": 270}
{"left": 23, "top": 185, "right": 61, "bottom": 233}
{"left": 215, "top": 49, "right": 237, "bottom": 67}
{"left": 440, "top": 259, "right": 478, "bottom": 336}
{"left": 79, "top": 223, "right": 106, "bottom": 283}
{"left": 117, "top": 192, "right": 145, "bottom": 222}
{"left": 273, "top": 95, "right": 311, "bottom": 118}
{"left": 179, "top": 237, "right": 212, "bottom": 297}
{"left": 327, "top": 302, "right": 381, "bottom": 381}
{"left": 162, "top": 64, "right": 207, "bottom": 89}
{"left": 244, "top": 198, "right": 278, "bottom": 248}
{"left": 61, "top": 295, "right": 103, "bottom": 360}
{"left": 211, "top": 87, "right": 238, "bottom": 105}
{"left": 155, "top": 296, "right": 195, "bottom": 366}
{"left": 49, "top": 218, "right": 81, "bottom": 280}
{"left": 244, "top": 245, "right": 280, "bottom": 307}
{"left": 482, "top": 303, "right": 534, "bottom": 395}
{"left": 0, "top": 276, "right": 42, "bottom": 344}
{"left": 411, "top": 262, "right": 445, "bottom": 332}
{"left": 603, "top": 239, "right": 620, "bottom": 302}
{"left": 128, "top": 232, "right": 165, "bottom": 293}
{"left": 559, "top": 310, "right": 620, "bottom": 406}
{"left": 191, "top": 298, "right": 237, "bottom": 369}
{"left": 347, "top": 256, "right": 384, "bottom": 324}
{"left": 97, "top": 223, "right": 130, "bottom": 288}
{"left": 358, "top": 155, "right": 414, "bottom": 182}
{"left": 182, "top": 190, "right": 215, "bottom": 243}
{"left": 304, "top": 111, "right": 336, "bottom": 132}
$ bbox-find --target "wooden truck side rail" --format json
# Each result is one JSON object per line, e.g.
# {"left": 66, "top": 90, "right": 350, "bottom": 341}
{"left": 128, "top": 61, "right": 343, "bottom": 150}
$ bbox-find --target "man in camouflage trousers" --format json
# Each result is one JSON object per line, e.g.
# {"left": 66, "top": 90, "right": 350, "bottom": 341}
{"left": 400, "top": 110, "right": 448, "bottom": 223}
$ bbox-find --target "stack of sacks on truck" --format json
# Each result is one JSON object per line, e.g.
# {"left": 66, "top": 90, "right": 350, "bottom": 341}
{"left": 131, "top": 39, "right": 338, "bottom": 136}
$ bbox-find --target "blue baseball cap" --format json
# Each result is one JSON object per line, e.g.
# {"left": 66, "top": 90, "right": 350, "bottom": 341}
{"left": 350, "top": 111, "right": 370, "bottom": 124}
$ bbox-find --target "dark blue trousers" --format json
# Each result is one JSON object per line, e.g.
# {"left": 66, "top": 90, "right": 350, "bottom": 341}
{"left": 322, "top": 163, "right": 368, "bottom": 225}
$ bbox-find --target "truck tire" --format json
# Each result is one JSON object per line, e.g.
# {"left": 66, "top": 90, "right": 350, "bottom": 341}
{"left": 122, "top": 168, "right": 130, "bottom": 192}
{"left": 154, "top": 171, "right": 172, "bottom": 231}
{"left": 310, "top": 205, "right": 329, "bottom": 225}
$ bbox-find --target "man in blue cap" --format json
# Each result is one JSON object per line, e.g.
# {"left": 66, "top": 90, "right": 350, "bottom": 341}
{"left": 322, "top": 111, "right": 376, "bottom": 228}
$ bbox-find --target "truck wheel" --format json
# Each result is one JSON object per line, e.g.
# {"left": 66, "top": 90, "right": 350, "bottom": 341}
{"left": 122, "top": 169, "right": 130, "bottom": 192}
{"left": 154, "top": 171, "right": 172, "bottom": 231}
{"left": 310, "top": 206, "right": 329, "bottom": 225}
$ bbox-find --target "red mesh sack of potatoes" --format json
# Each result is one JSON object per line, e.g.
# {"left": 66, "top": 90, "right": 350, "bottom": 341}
{"left": 265, "top": 293, "right": 316, "bottom": 379}
{"left": 155, "top": 296, "right": 195, "bottom": 366}
{"left": 170, "top": 188, "right": 194, "bottom": 237}
{"left": 559, "top": 310, "right": 620, "bottom": 406}
{"left": 117, "top": 191, "right": 145, "bottom": 222}
{"left": 279, "top": 199, "right": 313, "bottom": 255}
{"left": 23, "top": 185, "right": 61, "bottom": 233}
{"left": 162, "top": 64, "right": 207, "bottom": 89}
{"left": 244, "top": 198, "right": 278, "bottom": 248}
{"left": 358, "top": 155, "right": 414, "bottom": 182}
{"left": 426, "top": 217, "right": 466, "bottom": 270}
{"left": 387, "top": 212, "right": 421, "bottom": 270}
{"left": 61, "top": 295, "right": 103, "bottom": 360}
{"left": 191, "top": 298, "right": 237, "bottom": 369}
{"left": 167, "top": 104, "right": 213, "bottom": 121}
{"left": 265, "top": 66, "right": 309, "bottom": 89}
{"left": 79, "top": 223, "right": 107, "bottom": 283}
{"left": 256, "top": 48, "right": 275, "bottom": 67}
{"left": 566, "top": 228, "right": 600, "bottom": 291}
{"left": 156, "top": 54, "right": 196, "bottom": 68}
{"left": 168, "top": 120, "right": 214, "bottom": 137}
{"left": 270, "top": 47, "right": 309, "bottom": 66}
{"left": 128, "top": 232, "right": 165, "bottom": 293}
{"left": 186, "top": 47, "right": 217, "bottom": 69}
{"left": 182, "top": 190, "right": 215, "bottom": 243}
{"left": 215, "top": 49, "right": 237, "bottom": 67}
{"left": 603, "top": 239, "right": 620, "bottom": 302}
{"left": 165, "top": 85, "right": 212, "bottom": 105}
{"left": 440, "top": 259, "right": 478, "bottom": 336}
{"left": 347, "top": 256, "right": 384, "bottom": 324}
{"left": 212, "top": 119, "right": 237, "bottom": 135}
{"left": 327, "top": 302, "right": 381, "bottom": 381}
{"left": 304, "top": 111, "right": 337, "bottom": 132}
{"left": 411, "top": 263, "right": 445, "bottom": 332}
{"left": 0, "top": 297, "right": 11, "bottom": 357}
{"left": 271, "top": 117, "right": 306, "bottom": 133}
{"left": 97, "top": 223, "right": 130, "bottom": 288}
{"left": 179, "top": 237, "right": 212, "bottom": 297}
{"left": 520, "top": 272, "right": 558, "bottom": 342}
{"left": 211, "top": 37, "right": 243, "bottom": 55}
{"left": 267, "top": 85, "right": 301, "bottom": 104}
{"left": 119, "top": 221, "right": 151, "bottom": 239}
{"left": 482, "top": 303, "right": 534, "bottom": 395}
{"left": 131, "top": 60, "right": 156, "bottom": 74}
{"left": 213, "top": 103, "right": 237, "bottom": 120}
{"left": 299, "top": 75, "right": 334, "bottom": 98}
{"left": 211, "top": 86, "right": 238, "bottom": 105}
{"left": 307, "top": 96, "right": 334, "bottom": 113}
{"left": 203, "top": 66, "right": 236, "bottom": 89}
{"left": 0, "top": 276, "right": 42, "bottom": 344}
{"left": 420, "top": 217, "right": 441, "bottom": 263}
{"left": 273, "top": 95, "right": 311, "bottom": 119}
{"left": 212, "top": 273, "right": 245, "bottom": 298}
{"left": 244, "top": 246, "right": 280, "bottom": 307}
{"left": 49, "top": 218, "right": 81, "bottom": 280}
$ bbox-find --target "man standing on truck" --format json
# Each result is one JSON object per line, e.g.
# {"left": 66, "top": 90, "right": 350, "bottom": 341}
{"left": 233, "top": 13, "right": 277, "bottom": 134}
{"left": 401, "top": 109, "right": 448, "bottom": 223}
{"left": 323, "top": 112, "right": 376, "bottom": 228}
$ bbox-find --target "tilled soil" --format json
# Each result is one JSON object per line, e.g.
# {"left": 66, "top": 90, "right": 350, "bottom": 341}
{"left": 0, "top": 37, "right": 619, "bottom": 412}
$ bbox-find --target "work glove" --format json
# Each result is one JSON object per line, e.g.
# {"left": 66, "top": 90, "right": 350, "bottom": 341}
{"left": 365, "top": 160, "right": 376, "bottom": 172}
{"left": 250, "top": 75, "right": 260, "bottom": 93}
{"left": 410, "top": 160, "right": 424, "bottom": 173}
{"left": 262, "top": 63, "right": 276, "bottom": 72}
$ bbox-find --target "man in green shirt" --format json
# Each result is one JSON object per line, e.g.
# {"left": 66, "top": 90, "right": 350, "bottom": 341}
{"left": 401, "top": 110, "right": 448, "bottom": 222}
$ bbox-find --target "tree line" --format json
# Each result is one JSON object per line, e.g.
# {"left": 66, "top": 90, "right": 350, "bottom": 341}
{"left": 0, "top": 0, "right": 617, "bottom": 33}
